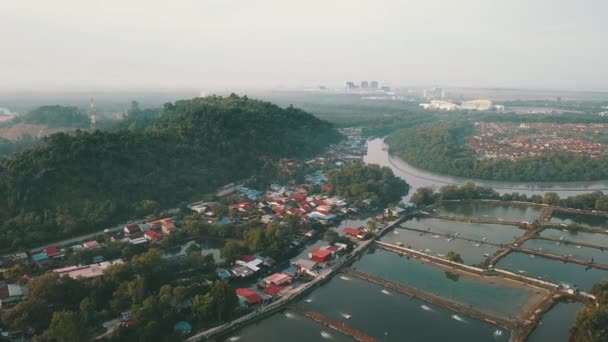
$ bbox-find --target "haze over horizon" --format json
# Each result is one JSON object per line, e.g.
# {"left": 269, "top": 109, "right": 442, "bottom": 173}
{"left": 1, "top": 0, "right": 607, "bottom": 92}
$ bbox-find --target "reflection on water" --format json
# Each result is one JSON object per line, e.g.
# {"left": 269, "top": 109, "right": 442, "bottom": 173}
{"left": 353, "top": 249, "right": 531, "bottom": 317}
{"left": 300, "top": 275, "right": 508, "bottom": 341}
{"left": 497, "top": 252, "right": 608, "bottom": 290}
{"left": 403, "top": 217, "right": 524, "bottom": 245}
{"left": 528, "top": 302, "right": 584, "bottom": 342}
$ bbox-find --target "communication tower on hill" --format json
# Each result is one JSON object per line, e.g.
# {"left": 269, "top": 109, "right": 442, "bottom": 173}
{"left": 90, "top": 97, "right": 96, "bottom": 131}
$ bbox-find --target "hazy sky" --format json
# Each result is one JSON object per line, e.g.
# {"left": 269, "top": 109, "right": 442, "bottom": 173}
{"left": 1, "top": 0, "right": 607, "bottom": 91}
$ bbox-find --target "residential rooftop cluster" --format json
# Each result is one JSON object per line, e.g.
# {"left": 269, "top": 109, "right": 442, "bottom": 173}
{"left": 468, "top": 122, "right": 608, "bottom": 160}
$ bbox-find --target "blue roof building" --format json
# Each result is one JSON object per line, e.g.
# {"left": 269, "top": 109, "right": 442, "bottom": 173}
{"left": 32, "top": 252, "right": 48, "bottom": 263}
{"left": 174, "top": 321, "right": 192, "bottom": 334}
{"left": 216, "top": 268, "right": 232, "bottom": 280}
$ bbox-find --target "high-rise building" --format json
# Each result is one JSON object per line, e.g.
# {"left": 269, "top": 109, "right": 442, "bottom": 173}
{"left": 361, "top": 81, "right": 369, "bottom": 89}
{"left": 370, "top": 81, "right": 379, "bottom": 89}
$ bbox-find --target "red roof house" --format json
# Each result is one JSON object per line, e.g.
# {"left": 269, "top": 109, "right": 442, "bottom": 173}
{"left": 144, "top": 230, "right": 162, "bottom": 241}
{"left": 343, "top": 227, "right": 365, "bottom": 239}
{"left": 236, "top": 288, "right": 263, "bottom": 305}
{"left": 263, "top": 273, "right": 292, "bottom": 286}
{"left": 43, "top": 246, "right": 61, "bottom": 258}
{"left": 308, "top": 248, "right": 333, "bottom": 263}
{"left": 82, "top": 241, "right": 101, "bottom": 249}
{"left": 123, "top": 224, "right": 141, "bottom": 235}
{"left": 262, "top": 284, "right": 282, "bottom": 296}
{"left": 238, "top": 255, "right": 257, "bottom": 263}
{"left": 320, "top": 185, "right": 332, "bottom": 192}
{"left": 292, "top": 193, "right": 306, "bottom": 201}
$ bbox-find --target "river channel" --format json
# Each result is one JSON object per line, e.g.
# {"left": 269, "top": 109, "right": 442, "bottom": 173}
{"left": 364, "top": 138, "right": 608, "bottom": 200}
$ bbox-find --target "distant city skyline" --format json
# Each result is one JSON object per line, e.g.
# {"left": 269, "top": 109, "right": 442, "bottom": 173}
{"left": 1, "top": 0, "right": 607, "bottom": 92}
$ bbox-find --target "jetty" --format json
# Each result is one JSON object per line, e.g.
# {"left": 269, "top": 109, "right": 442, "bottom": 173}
{"left": 288, "top": 306, "right": 377, "bottom": 342}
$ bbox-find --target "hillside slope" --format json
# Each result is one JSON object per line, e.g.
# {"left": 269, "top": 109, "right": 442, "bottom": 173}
{"left": 0, "top": 95, "right": 340, "bottom": 250}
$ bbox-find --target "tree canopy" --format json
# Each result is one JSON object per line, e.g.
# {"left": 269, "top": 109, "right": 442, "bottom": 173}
{"left": 327, "top": 164, "right": 409, "bottom": 206}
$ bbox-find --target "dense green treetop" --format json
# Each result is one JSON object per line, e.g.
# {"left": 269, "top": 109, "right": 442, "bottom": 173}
{"left": 572, "top": 281, "right": 608, "bottom": 342}
{"left": 327, "top": 164, "right": 409, "bottom": 206}
{"left": 12, "top": 105, "right": 90, "bottom": 128}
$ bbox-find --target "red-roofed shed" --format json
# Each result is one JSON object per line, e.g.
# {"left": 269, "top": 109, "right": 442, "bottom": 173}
{"left": 343, "top": 227, "right": 365, "bottom": 239}
{"left": 144, "top": 230, "right": 162, "bottom": 241}
{"left": 236, "top": 288, "right": 263, "bottom": 305}
{"left": 238, "top": 255, "right": 256, "bottom": 263}
{"left": 308, "top": 248, "right": 332, "bottom": 263}
{"left": 43, "top": 246, "right": 60, "bottom": 258}
{"left": 262, "top": 284, "right": 282, "bottom": 296}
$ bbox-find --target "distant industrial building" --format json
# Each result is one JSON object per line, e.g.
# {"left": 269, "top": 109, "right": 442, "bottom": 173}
{"left": 361, "top": 81, "right": 369, "bottom": 89}
{"left": 419, "top": 98, "right": 503, "bottom": 111}
{"left": 461, "top": 99, "right": 493, "bottom": 111}
{"left": 370, "top": 81, "right": 379, "bottom": 89}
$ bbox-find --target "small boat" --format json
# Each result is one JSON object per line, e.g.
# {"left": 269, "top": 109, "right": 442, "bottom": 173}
{"left": 340, "top": 312, "right": 352, "bottom": 319}
{"left": 340, "top": 276, "right": 351, "bottom": 281}
{"left": 420, "top": 305, "right": 432, "bottom": 311}
{"left": 305, "top": 298, "right": 313, "bottom": 303}
{"left": 483, "top": 253, "right": 491, "bottom": 257}
{"left": 393, "top": 230, "right": 399, "bottom": 234}
{"left": 423, "top": 248, "right": 432, "bottom": 253}
{"left": 559, "top": 236, "right": 564, "bottom": 240}
{"left": 575, "top": 245, "right": 582, "bottom": 249}
{"left": 228, "top": 337, "right": 241, "bottom": 342}
{"left": 518, "top": 270, "right": 526, "bottom": 274}
{"left": 493, "top": 329, "right": 503, "bottom": 337}
{"left": 321, "top": 331, "right": 332, "bottom": 339}
{"left": 498, "top": 218, "right": 504, "bottom": 221}
{"left": 482, "top": 237, "right": 487, "bottom": 241}
{"left": 433, "top": 235, "right": 440, "bottom": 238}
{"left": 283, "top": 312, "right": 295, "bottom": 319}
{"left": 437, "top": 253, "right": 446, "bottom": 257}
{"left": 451, "top": 314, "right": 466, "bottom": 323}
{"left": 447, "top": 238, "right": 454, "bottom": 242}
{"left": 474, "top": 243, "right": 481, "bottom": 247}
{"left": 381, "top": 289, "right": 392, "bottom": 295}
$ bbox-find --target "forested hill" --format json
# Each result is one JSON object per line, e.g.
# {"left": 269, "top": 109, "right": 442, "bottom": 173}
{"left": 13, "top": 105, "right": 90, "bottom": 128}
{"left": 0, "top": 95, "right": 340, "bottom": 251}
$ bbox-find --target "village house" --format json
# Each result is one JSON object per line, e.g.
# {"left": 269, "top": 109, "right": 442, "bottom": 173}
{"left": 262, "top": 273, "right": 292, "bottom": 287}
{"left": 308, "top": 248, "right": 333, "bottom": 263}
{"left": 161, "top": 222, "right": 176, "bottom": 235}
{"left": 235, "top": 288, "right": 263, "bottom": 307}
{"left": 343, "top": 227, "right": 366, "bottom": 239}
{"left": 53, "top": 259, "right": 124, "bottom": 280}
{"left": 123, "top": 224, "right": 141, "bottom": 235}
{"left": 0, "top": 283, "right": 27, "bottom": 308}
{"left": 292, "top": 258, "right": 319, "bottom": 277}
{"left": 82, "top": 240, "right": 101, "bottom": 250}
{"left": 144, "top": 230, "right": 163, "bottom": 241}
